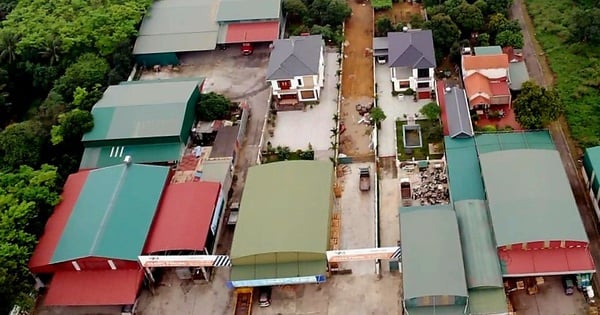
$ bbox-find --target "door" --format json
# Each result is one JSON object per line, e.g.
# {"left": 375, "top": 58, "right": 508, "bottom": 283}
{"left": 417, "top": 91, "right": 430, "bottom": 100}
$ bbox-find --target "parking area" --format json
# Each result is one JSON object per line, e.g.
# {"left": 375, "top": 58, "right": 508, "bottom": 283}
{"left": 375, "top": 64, "right": 430, "bottom": 157}
{"left": 266, "top": 49, "right": 339, "bottom": 160}
{"left": 509, "top": 276, "right": 587, "bottom": 315}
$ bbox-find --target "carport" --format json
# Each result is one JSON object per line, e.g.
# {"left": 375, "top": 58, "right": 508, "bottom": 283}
{"left": 229, "top": 161, "right": 334, "bottom": 287}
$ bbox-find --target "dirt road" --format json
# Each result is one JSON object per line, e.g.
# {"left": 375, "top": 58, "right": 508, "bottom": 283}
{"left": 512, "top": 0, "right": 600, "bottom": 285}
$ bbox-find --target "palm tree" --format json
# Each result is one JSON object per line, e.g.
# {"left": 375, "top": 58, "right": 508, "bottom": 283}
{"left": 0, "top": 31, "right": 20, "bottom": 64}
{"left": 39, "top": 36, "right": 62, "bottom": 66}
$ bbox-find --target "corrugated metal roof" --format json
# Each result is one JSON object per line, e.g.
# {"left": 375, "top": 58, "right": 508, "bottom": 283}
{"left": 230, "top": 259, "right": 326, "bottom": 281}
{"left": 201, "top": 159, "right": 232, "bottom": 184}
{"left": 266, "top": 35, "right": 323, "bottom": 80}
{"left": 480, "top": 149, "right": 589, "bottom": 246}
{"left": 230, "top": 161, "right": 333, "bottom": 262}
{"left": 43, "top": 269, "right": 144, "bottom": 306}
{"left": 454, "top": 200, "right": 503, "bottom": 289}
{"left": 584, "top": 146, "right": 600, "bottom": 187}
{"left": 145, "top": 182, "right": 221, "bottom": 253}
{"left": 210, "top": 126, "right": 239, "bottom": 159}
{"left": 82, "top": 79, "right": 201, "bottom": 144}
{"left": 133, "top": 0, "right": 219, "bottom": 54}
{"left": 444, "top": 137, "right": 486, "bottom": 201}
{"left": 51, "top": 164, "right": 170, "bottom": 263}
{"left": 216, "top": 0, "right": 281, "bottom": 22}
{"left": 29, "top": 171, "right": 91, "bottom": 273}
{"left": 405, "top": 305, "right": 466, "bottom": 315}
{"left": 224, "top": 21, "right": 280, "bottom": 43}
{"left": 499, "top": 247, "right": 595, "bottom": 276}
{"left": 444, "top": 87, "right": 474, "bottom": 138}
{"left": 79, "top": 142, "right": 184, "bottom": 170}
{"left": 473, "top": 46, "right": 502, "bottom": 56}
{"left": 509, "top": 61, "right": 529, "bottom": 91}
{"left": 474, "top": 131, "right": 555, "bottom": 154}
{"left": 400, "top": 205, "right": 468, "bottom": 300}
{"left": 468, "top": 288, "right": 508, "bottom": 315}
{"left": 388, "top": 30, "right": 436, "bottom": 68}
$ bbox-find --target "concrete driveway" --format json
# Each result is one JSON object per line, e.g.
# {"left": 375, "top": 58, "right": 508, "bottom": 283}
{"left": 267, "top": 48, "right": 339, "bottom": 160}
{"left": 375, "top": 64, "right": 430, "bottom": 157}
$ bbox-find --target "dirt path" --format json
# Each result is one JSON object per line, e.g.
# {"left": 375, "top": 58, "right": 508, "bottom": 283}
{"left": 512, "top": 0, "right": 600, "bottom": 284}
{"left": 340, "top": 0, "right": 375, "bottom": 158}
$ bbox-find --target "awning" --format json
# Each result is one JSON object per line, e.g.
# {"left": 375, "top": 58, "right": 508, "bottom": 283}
{"left": 225, "top": 21, "right": 280, "bottom": 43}
{"left": 499, "top": 247, "right": 596, "bottom": 277}
{"left": 230, "top": 259, "right": 327, "bottom": 283}
{"left": 80, "top": 142, "right": 184, "bottom": 170}
{"left": 44, "top": 269, "right": 144, "bottom": 306}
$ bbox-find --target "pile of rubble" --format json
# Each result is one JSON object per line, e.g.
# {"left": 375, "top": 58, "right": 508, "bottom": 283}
{"left": 412, "top": 167, "right": 449, "bottom": 205}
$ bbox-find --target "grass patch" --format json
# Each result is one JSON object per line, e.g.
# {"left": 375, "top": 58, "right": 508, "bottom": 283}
{"left": 526, "top": 0, "right": 600, "bottom": 146}
{"left": 396, "top": 119, "right": 444, "bottom": 161}
{"left": 372, "top": 0, "right": 392, "bottom": 11}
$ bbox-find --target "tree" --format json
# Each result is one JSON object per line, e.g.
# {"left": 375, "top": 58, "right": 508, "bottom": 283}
{"left": 283, "top": 0, "right": 308, "bottom": 20}
{"left": 38, "top": 36, "right": 63, "bottom": 66}
{"left": 52, "top": 53, "right": 110, "bottom": 102}
{"left": 0, "top": 120, "right": 48, "bottom": 170}
{"left": 309, "top": 0, "right": 351, "bottom": 27}
{"left": 473, "top": 0, "right": 488, "bottom": 15}
{"left": 477, "top": 33, "right": 491, "bottom": 46}
{"left": 370, "top": 107, "right": 387, "bottom": 128}
{"left": 310, "top": 24, "right": 335, "bottom": 42}
{"left": 419, "top": 102, "right": 441, "bottom": 120}
{"left": 452, "top": 2, "right": 484, "bottom": 34}
{"left": 72, "top": 85, "right": 104, "bottom": 111}
{"left": 513, "top": 81, "right": 563, "bottom": 129}
{"left": 495, "top": 30, "right": 524, "bottom": 48}
{"left": 375, "top": 17, "right": 395, "bottom": 37}
{"left": 409, "top": 14, "right": 425, "bottom": 29}
{"left": 50, "top": 109, "right": 94, "bottom": 145}
{"left": 487, "top": 13, "right": 521, "bottom": 36}
{"left": 423, "top": 14, "right": 461, "bottom": 53}
{"left": 0, "top": 31, "right": 19, "bottom": 64}
{"left": 570, "top": 8, "right": 600, "bottom": 44}
{"left": 196, "top": 92, "right": 232, "bottom": 121}
{"left": 486, "top": 0, "right": 512, "bottom": 16}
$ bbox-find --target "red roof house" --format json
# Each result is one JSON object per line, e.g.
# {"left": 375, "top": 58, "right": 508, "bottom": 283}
{"left": 462, "top": 54, "right": 511, "bottom": 109}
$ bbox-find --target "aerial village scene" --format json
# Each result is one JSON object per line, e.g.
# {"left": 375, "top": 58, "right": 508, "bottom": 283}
{"left": 4, "top": 0, "right": 600, "bottom": 314}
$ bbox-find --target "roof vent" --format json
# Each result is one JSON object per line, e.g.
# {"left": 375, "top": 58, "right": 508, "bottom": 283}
{"left": 402, "top": 26, "right": 409, "bottom": 32}
{"left": 124, "top": 155, "right": 132, "bottom": 165}
{"left": 445, "top": 87, "right": 452, "bottom": 93}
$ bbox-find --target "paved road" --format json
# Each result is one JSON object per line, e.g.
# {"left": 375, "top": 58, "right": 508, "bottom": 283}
{"left": 511, "top": 0, "right": 600, "bottom": 284}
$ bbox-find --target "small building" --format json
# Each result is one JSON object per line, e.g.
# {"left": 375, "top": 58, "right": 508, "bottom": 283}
{"left": 209, "top": 125, "right": 241, "bottom": 164}
{"left": 266, "top": 35, "right": 325, "bottom": 110}
{"left": 200, "top": 158, "right": 234, "bottom": 205}
{"left": 473, "top": 46, "right": 502, "bottom": 56}
{"left": 462, "top": 53, "right": 511, "bottom": 109}
{"left": 442, "top": 86, "right": 474, "bottom": 138}
{"left": 400, "top": 205, "right": 469, "bottom": 314}
{"left": 215, "top": 0, "right": 282, "bottom": 48}
{"left": 583, "top": 146, "right": 600, "bottom": 218}
{"left": 374, "top": 30, "right": 436, "bottom": 100}
{"left": 29, "top": 163, "right": 170, "bottom": 307}
{"left": 229, "top": 160, "right": 333, "bottom": 287}
{"left": 133, "top": 0, "right": 220, "bottom": 66}
{"left": 80, "top": 79, "right": 203, "bottom": 170}
{"left": 503, "top": 47, "right": 529, "bottom": 92}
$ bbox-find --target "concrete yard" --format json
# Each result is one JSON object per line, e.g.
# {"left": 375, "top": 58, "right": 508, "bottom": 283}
{"left": 267, "top": 48, "right": 339, "bottom": 160}
{"left": 510, "top": 276, "right": 587, "bottom": 315}
{"left": 375, "top": 64, "right": 430, "bottom": 157}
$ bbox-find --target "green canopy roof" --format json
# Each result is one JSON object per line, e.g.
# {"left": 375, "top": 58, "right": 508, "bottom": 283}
{"left": 444, "top": 137, "right": 485, "bottom": 201}
{"left": 474, "top": 131, "right": 554, "bottom": 154}
{"left": 216, "top": 0, "right": 281, "bottom": 22}
{"left": 51, "top": 164, "right": 169, "bottom": 263}
{"left": 454, "top": 200, "right": 503, "bottom": 289}
{"left": 473, "top": 46, "right": 502, "bottom": 55}
{"left": 468, "top": 288, "right": 508, "bottom": 315}
{"left": 400, "top": 205, "right": 468, "bottom": 300}
{"left": 230, "top": 161, "right": 333, "bottom": 280}
{"left": 406, "top": 305, "right": 467, "bottom": 315}
{"left": 479, "top": 149, "right": 588, "bottom": 246}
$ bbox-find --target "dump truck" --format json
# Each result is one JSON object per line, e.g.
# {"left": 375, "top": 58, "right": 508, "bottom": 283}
{"left": 233, "top": 287, "right": 253, "bottom": 315}
{"left": 400, "top": 178, "right": 412, "bottom": 206}
{"left": 359, "top": 167, "right": 370, "bottom": 191}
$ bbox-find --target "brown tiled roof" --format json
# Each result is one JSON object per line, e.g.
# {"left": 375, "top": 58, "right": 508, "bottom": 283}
{"left": 462, "top": 54, "right": 509, "bottom": 70}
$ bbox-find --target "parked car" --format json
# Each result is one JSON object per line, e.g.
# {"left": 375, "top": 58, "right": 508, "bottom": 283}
{"left": 258, "top": 286, "right": 272, "bottom": 307}
{"left": 241, "top": 43, "right": 253, "bottom": 56}
{"left": 563, "top": 276, "right": 575, "bottom": 295}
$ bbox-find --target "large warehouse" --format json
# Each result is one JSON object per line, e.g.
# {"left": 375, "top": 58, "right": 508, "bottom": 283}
{"left": 228, "top": 160, "right": 334, "bottom": 287}
{"left": 80, "top": 79, "right": 203, "bottom": 170}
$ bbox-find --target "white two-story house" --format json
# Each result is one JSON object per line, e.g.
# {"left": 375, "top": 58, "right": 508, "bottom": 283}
{"left": 388, "top": 30, "right": 436, "bottom": 100}
{"left": 266, "top": 35, "right": 325, "bottom": 110}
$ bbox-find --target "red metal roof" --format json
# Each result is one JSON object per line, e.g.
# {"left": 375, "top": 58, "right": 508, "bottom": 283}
{"left": 225, "top": 21, "right": 280, "bottom": 43}
{"left": 489, "top": 80, "right": 510, "bottom": 96}
{"left": 29, "top": 171, "right": 90, "bottom": 274}
{"left": 144, "top": 181, "right": 221, "bottom": 254}
{"left": 499, "top": 247, "right": 596, "bottom": 276}
{"left": 44, "top": 269, "right": 144, "bottom": 306}
{"left": 437, "top": 80, "right": 450, "bottom": 136}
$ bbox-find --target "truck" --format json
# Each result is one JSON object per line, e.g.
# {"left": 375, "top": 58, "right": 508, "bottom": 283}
{"left": 233, "top": 287, "right": 253, "bottom": 315}
{"left": 359, "top": 167, "right": 370, "bottom": 191}
{"left": 400, "top": 178, "right": 412, "bottom": 206}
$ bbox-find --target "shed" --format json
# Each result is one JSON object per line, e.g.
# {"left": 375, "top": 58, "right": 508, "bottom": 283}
{"left": 209, "top": 125, "right": 240, "bottom": 160}
{"left": 229, "top": 161, "right": 333, "bottom": 287}
{"left": 443, "top": 87, "right": 474, "bottom": 138}
{"left": 443, "top": 137, "right": 485, "bottom": 201}
{"left": 473, "top": 46, "right": 502, "bottom": 56}
{"left": 400, "top": 205, "right": 468, "bottom": 313}
{"left": 80, "top": 79, "right": 203, "bottom": 170}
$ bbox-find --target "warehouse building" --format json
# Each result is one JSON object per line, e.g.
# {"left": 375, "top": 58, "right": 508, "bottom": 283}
{"left": 80, "top": 79, "right": 203, "bottom": 170}
{"left": 582, "top": 146, "right": 600, "bottom": 219}
{"left": 228, "top": 160, "right": 333, "bottom": 287}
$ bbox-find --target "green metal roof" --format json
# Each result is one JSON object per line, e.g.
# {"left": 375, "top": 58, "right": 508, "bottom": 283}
{"left": 230, "top": 259, "right": 326, "bottom": 281}
{"left": 82, "top": 79, "right": 201, "bottom": 143}
{"left": 473, "top": 46, "right": 502, "bottom": 55}
{"left": 79, "top": 142, "right": 184, "bottom": 170}
{"left": 200, "top": 159, "right": 232, "bottom": 185}
{"left": 230, "top": 161, "right": 333, "bottom": 262}
{"left": 468, "top": 288, "right": 508, "bottom": 315}
{"left": 400, "top": 205, "right": 468, "bottom": 300}
{"left": 509, "top": 62, "right": 529, "bottom": 91}
{"left": 454, "top": 200, "right": 503, "bottom": 289}
{"left": 474, "top": 131, "right": 555, "bottom": 154}
{"left": 133, "top": 0, "right": 219, "bottom": 54}
{"left": 51, "top": 164, "right": 170, "bottom": 263}
{"left": 406, "top": 305, "right": 467, "bottom": 315}
{"left": 216, "top": 0, "right": 281, "bottom": 22}
{"left": 444, "top": 137, "right": 486, "bottom": 201}
{"left": 479, "top": 149, "right": 588, "bottom": 246}
{"left": 584, "top": 146, "right": 600, "bottom": 193}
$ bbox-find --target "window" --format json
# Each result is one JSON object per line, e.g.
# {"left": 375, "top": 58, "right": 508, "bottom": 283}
{"left": 277, "top": 80, "right": 291, "bottom": 89}
{"left": 399, "top": 81, "right": 410, "bottom": 88}
{"left": 297, "top": 78, "right": 303, "bottom": 86}
{"left": 417, "top": 82, "right": 429, "bottom": 88}
{"left": 417, "top": 68, "right": 429, "bottom": 78}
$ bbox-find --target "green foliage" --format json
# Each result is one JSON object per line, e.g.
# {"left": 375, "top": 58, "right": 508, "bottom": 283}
{"left": 0, "top": 120, "right": 47, "bottom": 170}
{"left": 50, "top": 109, "right": 94, "bottom": 145}
{"left": 72, "top": 85, "right": 104, "bottom": 111}
{"left": 409, "top": 14, "right": 425, "bottom": 29}
{"left": 423, "top": 13, "right": 461, "bottom": 53}
{"left": 283, "top": 0, "right": 308, "bottom": 20}
{"left": 308, "top": 0, "right": 351, "bottom": 27}
{"left": 196, "top": 92, "right": 232, "bottom": 121}
{"left": 487, "top": 13, "right": 521, "bottom": 36}
{"left": 372, "top": 0, "right": 393, "bottom": 11}
{"left": 0, "top": 0, "right": 17, "bottom": 20}
{"left": 375, "top": 17, "right": 396, "bottom": 37}
{"left": 486, "top": 0, "right": 512, "bottom": 16}
{"left": 570, "top": 8, "right": 600, "bottom": 44}
{"left": 0, "top": 30, "right": 19, "bottom": 64}
{"left": 513, "top": 81, "right": 563, "bottom": 129}
{"left": 419, "top": 102, "right": 441, "bottom": 120}
{"left": 0, "top": 164, "right": 61, "bottom": 313}
{"left": 477, "top": 33, "right": 491, "bottom": 46}
{"left": 370, "top": 107, "right": 387, "bottom": 125}
{"left": 495, "top": 30, "right": 524, "bottom": 48}
{"left": 52, "top": 53, "right": 110, "bottom": 102}
{"left": 480, "top": 125, "right": 497, "bottom": 132}
{"left": 473, "top": 0, "right": 488, "bottom": 15}
{"left": 451, "top": 2, "right": 484, "bottom": 33}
